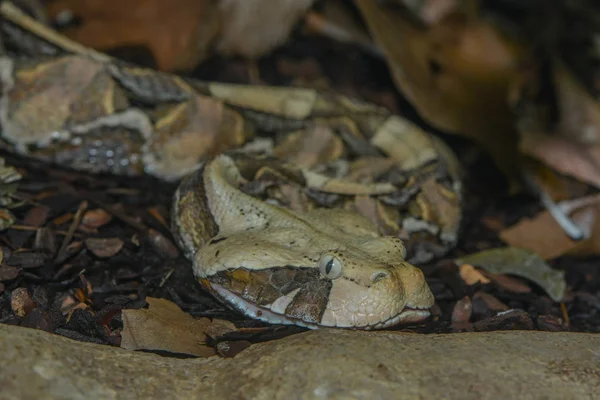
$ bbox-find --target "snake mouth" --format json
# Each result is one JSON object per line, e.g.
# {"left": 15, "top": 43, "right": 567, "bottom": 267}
{"left": 210, "top": 283, "right": 431, "bottom": 330}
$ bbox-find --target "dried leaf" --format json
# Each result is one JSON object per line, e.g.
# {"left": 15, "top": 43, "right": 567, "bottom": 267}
{"left": 456, "top": 247, "right": 566, "bottom": 302}
{"left": 81, "top": 208, "right": 113, "bottom": 230}
{"left": 85, "top": 237, "right": 124, "bottom": 258}
{"left": 204, "top": 318, "right": 239, "bottom": 340}
{"left": 46, "top": 0, "right": 220, "bottom": 72}
{"left": 121, "top": 297, "right": 215, "bottom": 357}
{"left": 458, "top": 263, "right": 490, "bottom": 286}
{"left": 355, "top": 0, "right": 522, "bottom": 180}
{"left": 500, "top": 194, "right": 600, "bottom": 259}
{"left": 484, "top": 272, "right": 532, "bottom": 295}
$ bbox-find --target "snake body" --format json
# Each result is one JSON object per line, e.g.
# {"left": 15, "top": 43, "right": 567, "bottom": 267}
{"left": 0, "top": 3, "right": 462, "bottom": 329}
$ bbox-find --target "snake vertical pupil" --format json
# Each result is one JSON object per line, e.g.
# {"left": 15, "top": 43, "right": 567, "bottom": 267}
{"left": 325, "top": 259, "right": 334, "bottom": 275}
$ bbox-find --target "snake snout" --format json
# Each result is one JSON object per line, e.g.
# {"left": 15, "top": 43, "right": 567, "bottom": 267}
{"left": 370, "top": 270, "right": 389, "bottom": 284}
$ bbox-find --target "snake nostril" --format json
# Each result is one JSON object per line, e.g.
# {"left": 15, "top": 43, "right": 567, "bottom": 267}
{"left": 370, "top": 271, "right": 389, "bottom": 284}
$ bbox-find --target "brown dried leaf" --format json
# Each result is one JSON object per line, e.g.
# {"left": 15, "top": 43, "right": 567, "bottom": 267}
{"left": 355, "top": 0, "right": 522, "bottom": 179}
{"left": 121, "top": 297, "right": 215, "bottom": 357}
{"left": 458, "top": 264, "right": 490, "bottom": 286}
{"left": 85, "top": 237, "right": 124, "bottom": 258}
{"left": 204, "top": 318, "right": 239, "bottom": 340}
{"left": 81, "top": 208, "right": 113, "bottom": 230}
{"left": 46, "top": 0, "right": 220, "bottom": 72}
{"left": 500, "top": 194, "right": 600, "bottom": 259}
{"left": 485, "top": 273, "right": 532, "bottom": 295}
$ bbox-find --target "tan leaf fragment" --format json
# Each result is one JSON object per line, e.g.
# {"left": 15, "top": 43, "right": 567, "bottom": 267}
{"left": 458, "top": 264, "right": 490, "bottom": 286}
{"left": 500, "top": 194, "right": 600, "bottom": 259}
{"left": 121, "top": 297, "right": 215, "bottom": 357}
{"left": 204, "top": 318, "right": 238, "bottom": 340}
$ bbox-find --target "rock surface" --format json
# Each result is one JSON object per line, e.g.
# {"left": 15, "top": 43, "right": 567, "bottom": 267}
{"left": 1, "top": 323, "right": 599, "bottom": 399}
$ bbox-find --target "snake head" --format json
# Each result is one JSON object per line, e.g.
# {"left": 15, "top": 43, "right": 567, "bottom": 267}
{"left": 200, "top": 233, "right": 434, "bottom": 330}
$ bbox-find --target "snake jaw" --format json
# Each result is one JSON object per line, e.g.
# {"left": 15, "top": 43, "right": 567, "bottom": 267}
{"left": 209, "top": 281, "right": 432, "bottom": 330}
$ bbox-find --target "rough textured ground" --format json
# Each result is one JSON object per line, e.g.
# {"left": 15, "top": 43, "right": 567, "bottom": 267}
{"left": 2, "top": 324, "right": 599, "bottom": 400}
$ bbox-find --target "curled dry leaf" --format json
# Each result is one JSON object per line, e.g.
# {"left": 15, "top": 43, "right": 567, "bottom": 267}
{"left": 456, "top": 247, "right": 566, "bottom": 302}
{"left": 355, "top": 0, "right": 523, "bottom": 180}
{"left": 121, "top": 297, "right": 215, "bottom": 357}
{"left": 500, "top": 193, "right": 600, "bottom": 259}
{"left": 84, "top": 237, "right": 124, "bottom": 258}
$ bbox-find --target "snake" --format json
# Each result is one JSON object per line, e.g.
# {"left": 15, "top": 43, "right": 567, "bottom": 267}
{"left": 0, "top": 2, "right": 462, "bottom": 329}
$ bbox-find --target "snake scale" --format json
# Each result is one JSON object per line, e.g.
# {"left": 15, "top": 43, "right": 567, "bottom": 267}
{"left": 0, "top": 2, "right": 462, "bottom": 329}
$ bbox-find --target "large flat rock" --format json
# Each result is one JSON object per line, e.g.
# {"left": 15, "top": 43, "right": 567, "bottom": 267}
{"left": 1, "top": 323, "right": 599, "bottom": 399}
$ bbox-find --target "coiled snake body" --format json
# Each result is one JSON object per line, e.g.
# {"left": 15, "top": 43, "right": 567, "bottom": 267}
{"left": 0, "top": 3, "right": 462, "bottom": 329}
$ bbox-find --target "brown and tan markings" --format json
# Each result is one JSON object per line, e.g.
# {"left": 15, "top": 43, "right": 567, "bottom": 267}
{"left": 0, "top": 2, "right": 462, "bottom": 329}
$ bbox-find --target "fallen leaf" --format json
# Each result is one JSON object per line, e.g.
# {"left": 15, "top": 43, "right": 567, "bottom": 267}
{"left": 121, "top": 297, "right": 215, "bottom": 357}
{"left": 84, "top": 237, "right": 124, "bottom": 258}
{"left": 46, "top": 0, "right": 220, "bottom": 72}
{"left": 81, "top": 208, "right": 113, "bottom": 230}
{"left": 500, "top": 194, "right": 600, "bottom": 259}
{"left": 458, "top": 263, "right": 490, "bottom": 286}
{"left": 483, "top": 272, "right": 532, "bottom": 295}
{"left": 456, "top": 247, "right": 566, "bottom": 302}
{"left": 204, "top": 319, "right": 239, "bottom": 340}
{"left": 355, "top": 0, "right": 523, "bottom": 181}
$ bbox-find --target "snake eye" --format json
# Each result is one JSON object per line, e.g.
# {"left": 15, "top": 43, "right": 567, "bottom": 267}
{"left": 318, "top": 254, "right": 343, "bottom": 280}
